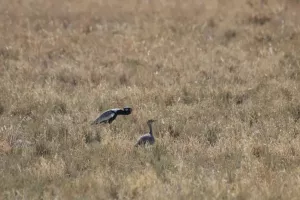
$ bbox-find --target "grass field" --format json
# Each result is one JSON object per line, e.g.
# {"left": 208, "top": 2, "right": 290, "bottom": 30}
{"left": 1, "top": 0, "right": 300, "bottom": 199}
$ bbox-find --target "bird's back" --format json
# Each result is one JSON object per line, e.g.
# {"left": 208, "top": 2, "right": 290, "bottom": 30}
{"left": 92, "top": 109, "right": 117, "bottom": 124}
{"left": 135, "top": 133, "right": 155, "bottom": 146}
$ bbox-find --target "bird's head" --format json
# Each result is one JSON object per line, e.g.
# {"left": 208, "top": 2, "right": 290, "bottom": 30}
{"left": 147, "top": 119, "right": 157, "bottom": 125}
{"left": 123, "top": 107, "right": 132, "bottom": 114}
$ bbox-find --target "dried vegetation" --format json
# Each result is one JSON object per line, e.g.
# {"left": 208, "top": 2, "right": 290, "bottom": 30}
{"left": 1, "top": 0, "right": 300, "bottom": 199}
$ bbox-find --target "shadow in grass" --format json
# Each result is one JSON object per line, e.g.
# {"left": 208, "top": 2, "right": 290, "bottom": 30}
{"left": 35, "top": 142, "right": 51, "bottom": 157}
{"left": 0, "top": 103, "right": 4, "bottom": 115}
{"left": 205, "top": 126, "right": 220, "bottom": 146}
{"left": 168, "top": 125, "right": 180, "bottom": 138}
{"left": 287, "top": 103, "right": 300, "bottom": 122}
{"left": 248, "top": 14, "right": 271, "bottom": 26}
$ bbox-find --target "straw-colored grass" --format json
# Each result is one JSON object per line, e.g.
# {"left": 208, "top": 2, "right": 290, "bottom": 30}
{"left": 1, "top": 0, "right": 300, "bottom": 199}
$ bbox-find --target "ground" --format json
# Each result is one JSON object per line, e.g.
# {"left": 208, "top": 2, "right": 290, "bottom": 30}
{"left": 1, "top": 0, "right": 300, "bottom": 199}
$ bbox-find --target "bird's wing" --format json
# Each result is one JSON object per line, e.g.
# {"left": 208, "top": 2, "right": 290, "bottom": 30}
{"left": 92, "top": 110, "right": 116, "bottom": 124}
{"left": 135, "top": 134, "right": 152, "bottom": 145}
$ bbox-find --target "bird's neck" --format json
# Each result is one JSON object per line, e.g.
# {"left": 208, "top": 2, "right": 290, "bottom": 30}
{"left": 116, "top": 109, "right": 128, "bottom": 115}
{"left": 148, "top": 123, "right": 153, "bottom": 136}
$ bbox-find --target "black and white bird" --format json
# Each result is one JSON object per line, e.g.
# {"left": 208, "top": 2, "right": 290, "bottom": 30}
{"left": 135, "top": 119, "right": 157, "bottom": 147}
{"left": 91, "top": 107, "right": 132, "bottom": 125}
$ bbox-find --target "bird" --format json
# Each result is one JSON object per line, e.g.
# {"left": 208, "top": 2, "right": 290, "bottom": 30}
{"left": 91, "top": 107, "right": 132, "bottom": 125}
{"left": 135, "top": 119, "right": 157, "bottom": 147}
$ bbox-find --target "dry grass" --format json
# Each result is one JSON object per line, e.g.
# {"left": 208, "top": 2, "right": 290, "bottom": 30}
{"left": 1, "top": 0, "right": 300, "bottom": 199}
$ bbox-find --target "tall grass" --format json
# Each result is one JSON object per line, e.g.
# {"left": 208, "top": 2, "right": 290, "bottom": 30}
{"left": 1, "top": 0, "right": 300, "bottom": 199}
